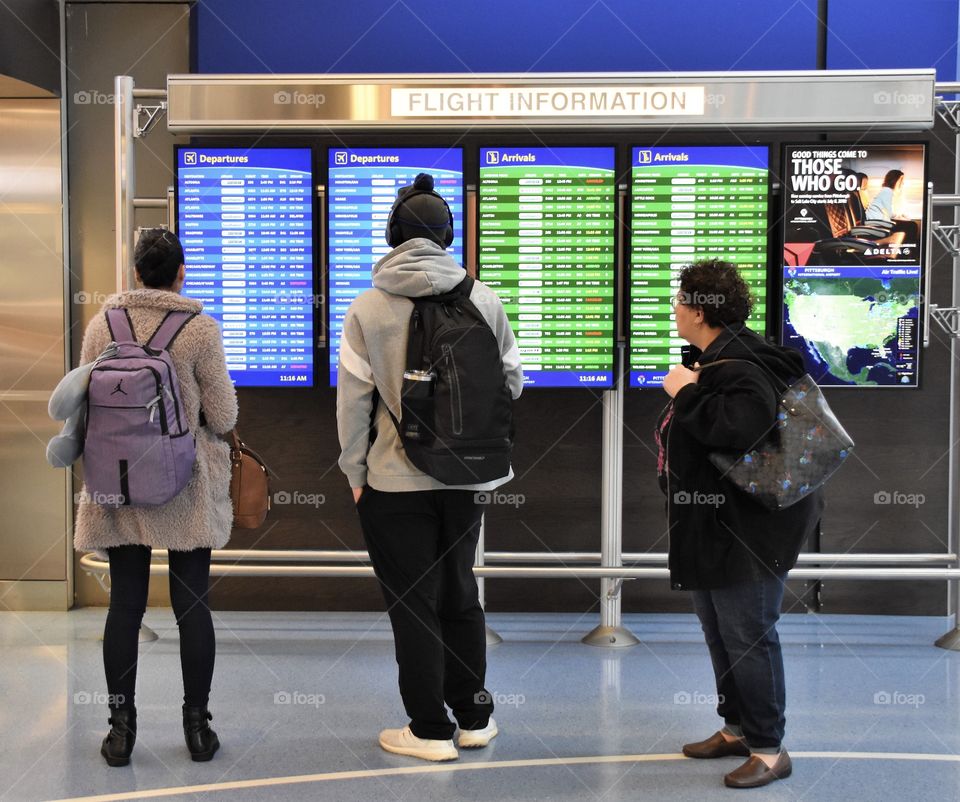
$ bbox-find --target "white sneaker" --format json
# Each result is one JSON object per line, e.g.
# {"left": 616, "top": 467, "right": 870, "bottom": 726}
{"left": 458, "top": 717, "right": 498, "bottom": 748}
{"left": 378, "top": 726, "right": 458, "bottom": 762}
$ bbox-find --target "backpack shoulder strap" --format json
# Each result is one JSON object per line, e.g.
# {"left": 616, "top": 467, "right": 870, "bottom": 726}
{"left": 146, "top": 310, "right": 197, "bottom": 352}
{"left": 420, "top": 274, "right": 474, "bottom": 305}
{"left": 105, "top": 308, "right": 137, "bottom": 344}
{"left": 454, "top": 274, "right": 475, "bottom": 298}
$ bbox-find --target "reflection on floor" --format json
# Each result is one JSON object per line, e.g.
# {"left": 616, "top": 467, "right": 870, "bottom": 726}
{"left": 1, "top": 610, "right": 958, "bottom": 801}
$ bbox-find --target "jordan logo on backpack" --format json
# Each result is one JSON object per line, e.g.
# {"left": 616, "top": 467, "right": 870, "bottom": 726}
{"left": 111, "top": 380, "right": 127, "bottom": 396}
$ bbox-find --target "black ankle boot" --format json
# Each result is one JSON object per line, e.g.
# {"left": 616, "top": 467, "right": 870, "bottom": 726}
{"left": 100, "top": 707, "right": 137, "bottom": 767}
{"left": 182, "top": 705, "right": 220, "bottom": 761}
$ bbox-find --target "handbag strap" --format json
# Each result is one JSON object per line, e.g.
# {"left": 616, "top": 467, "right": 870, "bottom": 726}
{"left": 227, "top": 428, "right": 270, "bottom": 473}
{"left": 228, "top": 429, "right": 244, "bottom": 462}
{"left": 693, "top": 357, "right": 791, "bottom": 394}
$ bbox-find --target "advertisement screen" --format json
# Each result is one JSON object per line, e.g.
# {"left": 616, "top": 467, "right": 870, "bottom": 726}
{"left": 478, "top": 146, "right": 616, "bottom": 388}
{"left": 781, "top": 144, "right": 925, "bottom": 387}
{"left": 629, "top": 145, "right": 770, "bottom": 388}
{"left": 328, "top": 147, "right": 463, "bottom": 386}
{"left": 176, "top": 147, "right": 314, "bottom": 387}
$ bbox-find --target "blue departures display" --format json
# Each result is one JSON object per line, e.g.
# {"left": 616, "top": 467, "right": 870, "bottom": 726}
{"left": 176, "top": 147, "right": 314, "bottom": 387}
{"left": 328, "top": 148, "right": 464, "bottom": 386}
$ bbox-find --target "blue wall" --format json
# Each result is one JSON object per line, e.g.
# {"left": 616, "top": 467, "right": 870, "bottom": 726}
{"left": 826, "top": 0, "right": 958, "bottom": 81}
{"left": 195, "top": 0, "right": 822, "bottom": 73}
{"left": 195, "top": 0, "right": 958, "bottom": 78}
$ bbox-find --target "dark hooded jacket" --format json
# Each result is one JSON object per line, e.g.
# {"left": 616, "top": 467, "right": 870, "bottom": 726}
{"left": 658, "top": 325, "right": 824, "bottom": 591}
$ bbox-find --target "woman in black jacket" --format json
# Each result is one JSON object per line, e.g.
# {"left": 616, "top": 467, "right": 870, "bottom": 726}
{"left": 655, "top": 259, "right": 823, "bottom": 789}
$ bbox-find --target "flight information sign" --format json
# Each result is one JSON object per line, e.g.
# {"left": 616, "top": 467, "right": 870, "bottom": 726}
{"left": 176, "top": 147, "right": 314, "bottom": 387}
{"left": 629, "top": 145, "right": 769, "bottom": 387}
{"left": 327, "top": 147, "right": 463, "bottom": 386}
{"left": 478, "top": 146, "right": 616, "bottom": 388}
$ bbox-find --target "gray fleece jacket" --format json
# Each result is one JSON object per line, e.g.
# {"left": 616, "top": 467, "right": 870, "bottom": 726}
{"left": 337, "top": 238, "right": 523, "bottom": 492}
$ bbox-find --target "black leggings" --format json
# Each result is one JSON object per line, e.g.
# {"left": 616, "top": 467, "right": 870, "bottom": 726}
{"left": 104, "top": 545, "right": 215, "bottom": 710}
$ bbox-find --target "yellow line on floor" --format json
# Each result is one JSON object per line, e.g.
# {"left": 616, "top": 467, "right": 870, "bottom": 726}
{"left": 46, "top": 751, "right": 960, "bottom": 802}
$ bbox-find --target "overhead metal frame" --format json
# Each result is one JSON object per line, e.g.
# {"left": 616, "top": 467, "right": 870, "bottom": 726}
{"left": 103, "top": 72, "right": 960, "bottom": 650}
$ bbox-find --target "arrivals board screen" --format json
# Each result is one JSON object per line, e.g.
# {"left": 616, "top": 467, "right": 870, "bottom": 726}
{"left": 176, "top": 147, "right": 314, "bottom": 387}
{"left": 781, "top": 143, "right": 925, "bottom": 387}
{"left": 478, "top": 147, "right": 616, "bottom": 388}
{"left": 629, "top": 146, "right": 769, "bottom": 387}
{"left": 328, "top": 148, "right": 464, "bottom": 386}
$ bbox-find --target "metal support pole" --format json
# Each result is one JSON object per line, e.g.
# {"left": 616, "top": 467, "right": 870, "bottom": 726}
{"left": 77, "top": 553, "right": 960, "bottom": 580}
{"left": 167, "top": 186, "right": 176, "bottom": 231}
{"left": 936, "top": 110, "right": 960, "bottom": 650}
{"left": 583, "top": 345, "right": 639, "bottom": 647}
{"left": 114, "top": 76, "right": 135, "bottom": 293}
{"left": 477, "top": 514, "right": 502, "bottom": 645}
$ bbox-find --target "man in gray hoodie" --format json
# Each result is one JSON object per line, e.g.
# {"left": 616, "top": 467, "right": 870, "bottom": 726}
{"left": 337, "top": 173, "right": 523, "bottom": 762}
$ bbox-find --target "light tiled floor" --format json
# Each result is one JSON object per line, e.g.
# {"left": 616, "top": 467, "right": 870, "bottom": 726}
{"left": 1, "top": 610, "right": 958, "bottom": 801}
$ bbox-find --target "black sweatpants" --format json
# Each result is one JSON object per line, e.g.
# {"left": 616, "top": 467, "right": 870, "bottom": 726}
{"left": 104, "top": 545, "right": 215, "bottom": 710}
{"left": 357, "top": 486, "right": 494, "bottom": 740}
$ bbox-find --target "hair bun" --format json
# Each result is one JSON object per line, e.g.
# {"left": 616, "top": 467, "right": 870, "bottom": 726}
{"left": 412, "top": 173, "right": 434, "bottom": 192}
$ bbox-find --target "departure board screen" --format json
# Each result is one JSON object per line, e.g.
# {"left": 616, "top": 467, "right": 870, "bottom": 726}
{"left": 176, "top": 147, "right": 314, "bottom": 387}
{"left": 629, "top": 145, "right": 769, "bottom": 387}
{"left": 328, "top": 147, "right": 463, "bottom": 386}
{"left": 478, "top": 147, "right": 616, "bottom": 388}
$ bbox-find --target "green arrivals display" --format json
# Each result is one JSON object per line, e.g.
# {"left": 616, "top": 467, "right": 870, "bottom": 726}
{"left": 629, "top": 146, "right": 770, "bottom": 387}
{"left": 479, "top": 147, "right": 616, "bottom": 388}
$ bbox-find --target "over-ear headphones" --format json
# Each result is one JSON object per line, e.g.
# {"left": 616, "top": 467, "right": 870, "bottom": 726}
{"left": 386, "top": 173, "right": 454, "bottom": 248}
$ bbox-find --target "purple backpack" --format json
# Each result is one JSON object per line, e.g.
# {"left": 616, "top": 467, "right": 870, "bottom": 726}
{"left": 82, "top": 308, "right": 197, "bottom": 507}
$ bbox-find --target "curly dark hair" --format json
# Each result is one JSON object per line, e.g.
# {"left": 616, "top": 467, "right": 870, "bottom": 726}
{"left": 677, "top": 259, "right": 753, "bottom": 327}
{"left": 134, "top": 228, "right": 184, "bottom": 288}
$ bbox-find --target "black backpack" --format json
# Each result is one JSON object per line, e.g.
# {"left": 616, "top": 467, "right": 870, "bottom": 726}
{"left": 382, "top": 275, "right": 514, "bottom": 484}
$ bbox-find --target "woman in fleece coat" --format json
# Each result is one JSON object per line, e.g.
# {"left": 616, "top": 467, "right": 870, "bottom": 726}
{"left": 74, "top": 229, "right": 237, "bottom": 767}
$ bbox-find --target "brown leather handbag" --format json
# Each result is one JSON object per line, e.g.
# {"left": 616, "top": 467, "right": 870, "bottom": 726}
{"left": 228, "top": 430, "right": 270, "bottom": 528}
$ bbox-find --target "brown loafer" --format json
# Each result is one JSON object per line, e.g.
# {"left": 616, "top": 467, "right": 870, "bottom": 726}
{"left": 682, "top": 731, "right": 750, "bottom": 759}
{"left": 723, "top": 751, "right": 792, "bottom": 788}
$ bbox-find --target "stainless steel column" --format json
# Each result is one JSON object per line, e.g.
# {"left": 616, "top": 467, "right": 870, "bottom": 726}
{"left": 0, "top": 96, "right": 71, "bottom": 610}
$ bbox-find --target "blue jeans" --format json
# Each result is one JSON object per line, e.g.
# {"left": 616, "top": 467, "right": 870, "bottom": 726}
{"left": 691, "top": 565, "right": 787, "bottom": 751}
